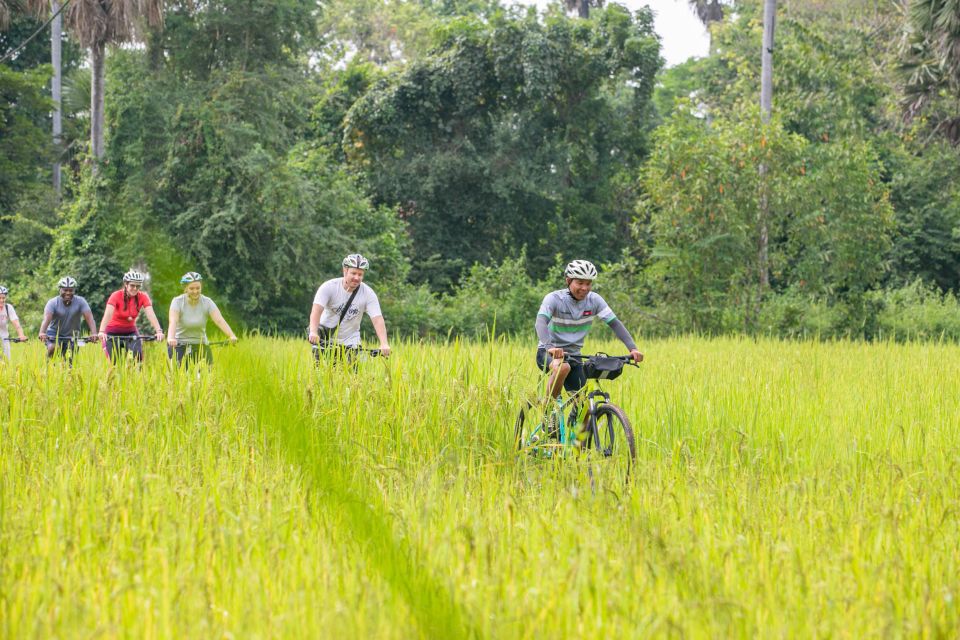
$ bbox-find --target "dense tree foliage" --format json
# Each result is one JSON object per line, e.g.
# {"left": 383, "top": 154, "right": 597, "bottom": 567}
{"left": 344, "top": 5, "right": 662, "bottom": 288}
{"left": 643, "top": 108, "right": 893, "bottom": 331}
{"left": 5, "top": 0, "right": 960, "bottom": 339}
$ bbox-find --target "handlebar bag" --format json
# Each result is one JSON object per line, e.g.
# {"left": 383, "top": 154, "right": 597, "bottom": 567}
{"left": 583, "top": 355, "right": 624, "bottom": 380}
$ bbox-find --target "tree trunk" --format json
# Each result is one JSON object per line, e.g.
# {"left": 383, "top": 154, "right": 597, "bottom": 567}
{"left": 52, "top": 0, "right": 62, "bottom": 197}
{"left": 90, "top": 40, "right": 105, "bottom": 166}
{"left": 578, "top": 0, "right": 589, "bottom": 19}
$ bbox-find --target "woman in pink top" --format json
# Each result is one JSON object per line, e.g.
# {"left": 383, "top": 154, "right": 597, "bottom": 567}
{"left": 98, "top": 270, "right": 165, "bottom": 364}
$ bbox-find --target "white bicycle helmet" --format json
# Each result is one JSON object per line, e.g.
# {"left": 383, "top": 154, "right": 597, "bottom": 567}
{"left": 342, "top": 253, "right": 370, "bottom": 270}
{"left": 564, "top": 260, "right": 598, "bottom": 280}
{"left": 180, "top": 271, "right": 203, "bottom": 284}
{"left": 123, "top": 270, "right": 145, "bottom": 283}
{"left": 0, "top": 285, "right": 8, "bottom": 295}
{"left": 58, "top": 276, "right": 78, "bottom": 289}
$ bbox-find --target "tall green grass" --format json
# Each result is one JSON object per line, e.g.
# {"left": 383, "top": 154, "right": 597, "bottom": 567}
{"left": 1, "top": 337, "right": 959, "bottom": 637}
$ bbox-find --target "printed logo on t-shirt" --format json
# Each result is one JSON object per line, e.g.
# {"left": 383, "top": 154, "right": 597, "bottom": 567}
{"left": 334, "top": 304, "right": 361, "bottom": 321}
{"left": 583, "top": 310, "right": 593, "bottom": 317}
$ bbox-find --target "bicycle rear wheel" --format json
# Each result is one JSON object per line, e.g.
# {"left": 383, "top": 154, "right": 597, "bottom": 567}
{"left": 586, "top": 402, "right": 636, "bottom": 468}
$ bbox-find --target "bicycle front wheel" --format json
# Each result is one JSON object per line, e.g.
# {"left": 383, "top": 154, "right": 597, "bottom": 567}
{"left": 587, "top": 403, "right": 636, "bottom": 465}
{"left": 515, "top": 400, "right": 534, "bottom": 450}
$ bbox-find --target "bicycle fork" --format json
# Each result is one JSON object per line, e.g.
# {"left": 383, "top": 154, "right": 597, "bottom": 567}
{"left": 577, "top": 390, "right": 610, "bottom": 451}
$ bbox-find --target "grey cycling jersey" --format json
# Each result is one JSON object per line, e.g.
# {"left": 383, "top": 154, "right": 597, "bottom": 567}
{"left": 44, "top": 296, "right": 92, "bottom": 337}
{"left": 536, "top": 289, "right": 617, "bottom": 354}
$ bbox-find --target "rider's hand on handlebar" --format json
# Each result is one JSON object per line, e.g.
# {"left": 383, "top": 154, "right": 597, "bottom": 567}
{"left": 629, "top": 349, "right": 643, "bottom": 363}
{"left": 547, "top": 347, "right": 565, "bottom": 360}
{"left": 167, "top": 337, "right": 178, "bottom": 348}
{"left": 379, "top": 343, "right": 391, "bottom": 357}
{"left": 308, "top": 331, "right": 319, "bottom": 345}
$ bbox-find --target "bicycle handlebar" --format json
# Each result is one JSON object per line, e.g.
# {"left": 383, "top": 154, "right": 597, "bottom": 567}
{"left": 563, "top": 353, "right": 641, "bottom": 366}
{"left": 42, "top": 335, "right": 97, "bottom": 343}
{"left": 308, "top": 340, "right": 383, "bottom": 357}
{"left": 2, "top": 337, "right": 27, "bottom": 342}
{"left": 170, "top": 340, "right": 236, "bottom": 347}
{"left": 104, "top": 334, "right": 159, "bottom": 342}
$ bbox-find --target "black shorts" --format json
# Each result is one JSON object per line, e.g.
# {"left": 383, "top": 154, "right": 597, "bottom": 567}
{"left": 536, "top": 348, "right": 586, "bottom": 393}
{"left": 46, "top": 336, "right": 76, "bottom": 359}
{"left": 103, "top": 332, "right": 143, "bottom": 363}
{"left": 168, "top": 343, "right": 213, "bottom": 369}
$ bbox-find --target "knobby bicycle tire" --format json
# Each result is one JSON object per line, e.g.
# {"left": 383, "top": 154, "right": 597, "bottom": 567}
{"left": 514, "top": 405, "right": 527, "bottom": 451}
{"left": 585, "top": 402, "right": 636, "bottom": 466}
{"left": 513, "top": 400, "right": 533, "bottom": 451}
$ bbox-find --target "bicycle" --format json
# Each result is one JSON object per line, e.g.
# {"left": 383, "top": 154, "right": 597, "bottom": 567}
{"left": 102, "top": 333, "right": 160, "bottom": 364}
{"left": 42, "top": 333, "right": 97, "bottom": 367}
{"left": 2, "top": 337, "right": 27, "bottom": 360}
{"left": 309, "top": 340, "right": 383, "bottom": 368}
{"left": 514, "top": 353, "right": 639, "bottom": 474}
{"left": 168, "top": 339, "right": 236, "bottom": 370}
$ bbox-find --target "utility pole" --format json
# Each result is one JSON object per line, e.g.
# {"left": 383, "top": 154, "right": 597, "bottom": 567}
{"left": 757, "top": 0, "right": 775, "bottom": 298}
{"left": 51, "top": 0, "right": 62, "bottom": 198}
{"left": 760, "top": 0, "right": 775, "bottom": 122}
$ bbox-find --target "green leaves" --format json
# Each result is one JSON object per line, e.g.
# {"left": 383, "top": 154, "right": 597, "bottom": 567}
{"left": 344, "top": 6, "right": 662, "bottom": 288}
{"left": 642, "top": 107, "right": 893, "bottom": 332}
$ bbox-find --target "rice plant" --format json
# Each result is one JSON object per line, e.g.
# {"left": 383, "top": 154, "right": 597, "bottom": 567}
{"left": 1, "top": 336, "right": 958, "bottom": 637}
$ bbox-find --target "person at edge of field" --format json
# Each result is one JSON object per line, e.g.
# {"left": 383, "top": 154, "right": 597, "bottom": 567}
{"left": 307, "top": 253, "right": 391, "bottom": 363}
{"left": 98, "top": 270, "right": 165, "bottom": 365}
{"left": 536, "top": 260, "right": 643, "bottom": 404}
{"left": 37, "top": 276, "right": 99, "bottom": 362}
{"left": 165, "top": 272, "right": 237, "bottom": 369}
{"left": 0, "top": 285, "right": 28, "bottom": 361}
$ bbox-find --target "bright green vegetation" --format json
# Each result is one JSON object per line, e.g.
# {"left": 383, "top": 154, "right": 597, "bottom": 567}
{"left": 2, "top": 337, "right": 959, "bottom": 637}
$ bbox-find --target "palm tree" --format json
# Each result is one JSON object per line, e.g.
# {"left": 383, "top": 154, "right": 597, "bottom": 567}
{"left": 687, "top": 0, "right": 725, "bottom": 26}
{"left": 563, "top": 0, "right": 601, "bottom": 19}
{"left": 21, "top": 0, "right": 164, "bottom": 164}
{"left": 901, "top": 0, "right": 960, "bottom": 142}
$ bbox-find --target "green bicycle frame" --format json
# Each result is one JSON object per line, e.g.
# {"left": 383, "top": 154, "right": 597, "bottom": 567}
{"left": 524, "top": 382, "right": 610, "bottom": 454}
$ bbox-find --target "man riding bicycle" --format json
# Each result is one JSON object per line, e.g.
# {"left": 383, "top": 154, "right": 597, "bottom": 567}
{"left": 38, "top": 277, "right": 99, "bottom": 362}
{"left": 307, "top": 253, "right": 391, "bottom": 361}
{"left": 536, "top": 260, "right": 643, "bottom": 400}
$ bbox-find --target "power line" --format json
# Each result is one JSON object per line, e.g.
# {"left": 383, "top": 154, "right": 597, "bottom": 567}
{"left": 0, "top": 0, "right": 71, "bottom": 65}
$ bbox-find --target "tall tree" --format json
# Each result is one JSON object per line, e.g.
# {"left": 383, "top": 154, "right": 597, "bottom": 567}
{"left": 345, "top": 6, "right": 662, "bottom": 288}
{"left": 24, "top": 0, "right": 163, "bottom": 164}
{"left": 563, "top": 0, "right": 602, "bottom": 19}
{"left": 901, "top": 0, "right": 960, "bottom": 142}
{"left": 642, "top": 109, "right": 893, "bottom": 332}
{"left": 688, "top": 0, "right": 725, "bottom": 26}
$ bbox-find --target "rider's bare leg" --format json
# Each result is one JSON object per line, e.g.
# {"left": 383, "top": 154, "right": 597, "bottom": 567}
{"left": 547, "top": 360, "right": 570, "bottom": 399}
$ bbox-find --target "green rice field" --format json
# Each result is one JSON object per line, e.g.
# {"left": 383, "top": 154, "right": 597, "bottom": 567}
{"left": 2, "top": 337, "right": 959, "bottom": 637}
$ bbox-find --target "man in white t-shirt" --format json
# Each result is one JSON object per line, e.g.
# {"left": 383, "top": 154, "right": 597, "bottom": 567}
{"left": 307, "top": 253, "right": 391, "bottom": 359}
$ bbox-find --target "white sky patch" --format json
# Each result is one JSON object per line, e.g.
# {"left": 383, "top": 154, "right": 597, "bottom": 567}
{"left": 508, "top": 0, "right": 710, "bottom": 67}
